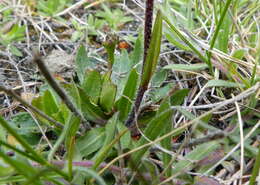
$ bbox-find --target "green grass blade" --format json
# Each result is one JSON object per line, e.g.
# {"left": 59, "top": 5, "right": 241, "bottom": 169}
{"left": 0, "top": 150, "right": 43, "bottom": 185}
{"left": 162, "top": 12, "right": 208, "bottom": 67}
{"left": 0, "top": 116, "right": 69, "bottom": 179}
{"left": 249, "top": 144, "right": 260, "bottom": 185}
{"left": 0, "top": 140, "right": 40, "bottom": 163}
{"left": 206, "top": 0, "right": 232, "bottom": 67}
{"left": 0, "top": 116, "right": 44, "bottom": 163}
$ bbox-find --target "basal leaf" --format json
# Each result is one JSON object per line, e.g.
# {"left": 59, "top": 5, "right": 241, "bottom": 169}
{"left": 82, "top": 70, "right": 102, "bottom": 104}
{"left": 130, "top": 35, "right": 143, "bottom": 65}
{"left": 151, "top": 69, "right": 167, "bottom": 87}
{"left": 131, "top": 98, "right": 173, "bottom": 165}
{"left": 170, "top": 88, "right": 190, "bottom": 105}
{"left": 117, "top": 68, "right": 139, "bottom": 121}
{"left": 93, "top": 114, "right": 118, "bottom": 170}
{"left": 99, "top": 73, "right": 117, "bottom": 113}
{"left": 76, "top": 127, "right": 105, "bottom": 157}
{"left": 78, "top": 87, "right": 108, "bottom": 124}
{"left": 62, "top": 82, "right": 81, "bottom": 111}
{"left": 76, "top": 45, "right": 89, "bottom": 83}
{"left": 103, "top": 34, "right": 118, "bottom": 69}
{"left": 42, "top": 90, "right": 59, "bottom": 117}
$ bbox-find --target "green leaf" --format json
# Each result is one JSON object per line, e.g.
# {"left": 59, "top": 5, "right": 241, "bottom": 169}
{"left": 74, "top": 167, "right": 107, "bottom": 185}
{"left": 150, "top": 84, "right": 173, "bottom": 103}
{"left": 142, "top": 160, "right": 160, "bottom": 184}
{"left": 205, "top": 79, "right": 245, "bottom": 88}
{"left": 76, "top": 127, "right": 105, "bottom": 157}
{"left": 130, "top": 35, "right": 143, "bottom": 65}
{"left": 0, "top": 116, "right": 49, "bottom": 166}
{"left": 93, "top": 114, "right": 118, "bottom": 170}
{"left": 63, "top": 82, "right": 82, "bottom": 110}
{"left": 103, "top": 34, "right": 118, "bottom": 69}
{"left": 78, "top": 87, "right": 108, "bottom": 124}
{"left": 76, "top": 45, "right": 90, "bottom": 83}
{"left": 0, "top": 165, "right": 14, "bottom": 177}
{"left": 131, "top": 98, "right": 173, "bottom": 165}
{"left": 65, "top": 115, "right": 81, "bottom": 149}
{"left": 43, "top": 90, "right": 59, "bottom": 117}
{"left": 151, "top": 69, "right": 167, "bottom": 87}
{"left": 117, "top": 122, "right": 131, "bottom": 149}
{"left": 161, "top": 103, "right": 173, "bottom": 177}
{"left": 249, "top": 144, "right": 260, "bottom": 185}
{"left": 48, "top": 114, "right": 80, "bottom": 161}
{"left": 113, "top": 50, "right": 132, "bottom": 74}
{"left": 9, "top": 45, "right": 23, "bottom": 57}
{"left": 65, "top": 115, "right": 81, "bottom": 179}
{"left": 31, "top": 96, "right": 50, "bottom": 126}
{"left": 0, "top": 151, "right": 43, "bottom": 185}
{"left": 82, "top": 70, "right": 102, "bottom": 104}
{"left": 172, "top": 142, "right": 220, "bottom": 175}
{"left": 164, "top": 63, "right": 208, "bottom": 71}
{"left": 216, "top": 14, "right": 231, "bottom": 53}
{"left": 53, "top": 103, "right": 70, "bottom": 124}
{"left": 0, "top": 117, "right": 68, "bottom": 178}
{"left": 117, "top": 68, "right": 139, "bottom": 121}
{"left": 232, "top": 48, "right": 247, "bottom": 60}
{"left": 164, "top": 31, "right": 191, "bottom": 51}
{"left": 176, "top": 107, "right": 217, "bottom": 131}
{"left": 10, "top": 112, "right": 40, "bottom": 145}
{"left": 161, "top": 8, "right": 209, "bottom": 70}
{"left": 170, "top": 89, "right": 190, "bottom": 105}
{"left": 31, "top": 89, "right": 60, "bottom": 126}
{"left": 99, "top": 73, "right": 117, "bottom": 113}
{"left": 141, "top": 10, "right": 163, "bottom": 86}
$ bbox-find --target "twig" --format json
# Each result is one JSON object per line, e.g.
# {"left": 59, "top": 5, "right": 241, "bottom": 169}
{"left": 150, "top": 130, "right": 226, "bottom": 152}
{"left": 234, "top": 94, "right": 244, "bottom": 185}
{"left": 55, "top": 0, "right": 105, "bottom": 17}
{"left": 0, "top": 85, "right": 64, "bottom": 129}
{"left": 32, "top": 53, "right": 91, "bottom": 130}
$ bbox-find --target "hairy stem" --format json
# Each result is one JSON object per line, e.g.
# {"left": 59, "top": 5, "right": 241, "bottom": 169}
{"left": 125, "top": 0, "right": 154, "bottom": 135}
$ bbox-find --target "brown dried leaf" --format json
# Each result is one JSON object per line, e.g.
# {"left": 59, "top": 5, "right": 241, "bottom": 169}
{"left": 195, "top": 176, "right": 223, "bottom": 185}
{"left": 198, "top": 149, "right": 225, "bottom": 166}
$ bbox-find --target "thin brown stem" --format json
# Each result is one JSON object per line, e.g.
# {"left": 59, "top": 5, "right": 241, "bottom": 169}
{"left": 32, "top": 52, "right": 91, "bottom": 129}
{"left": 0, "top": 85, "right": 64, "bottom": 129}
{"left": 150, "top": 130, "right": 226, "bottom": 152}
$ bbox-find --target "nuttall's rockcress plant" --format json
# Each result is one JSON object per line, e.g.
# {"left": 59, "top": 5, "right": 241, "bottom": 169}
{"left": 1, "top": 0, "right": 259, "bottom": 184}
